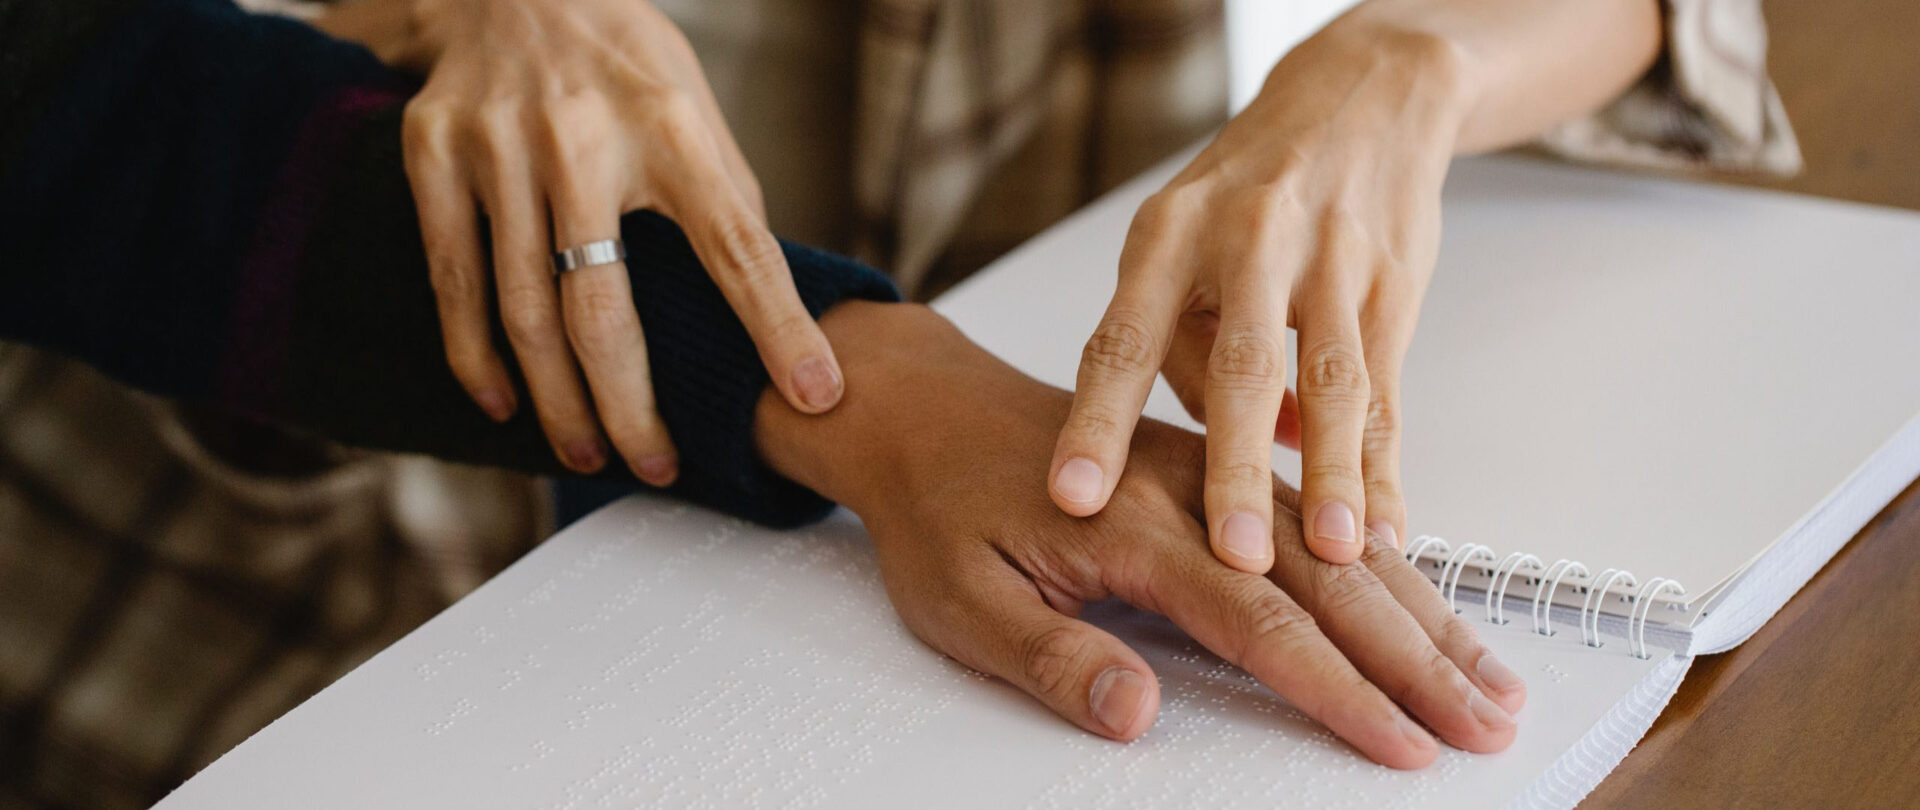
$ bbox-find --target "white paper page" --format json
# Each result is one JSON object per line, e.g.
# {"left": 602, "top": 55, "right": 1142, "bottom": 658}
{"left": 161, "top": 497, "right": 1667, "bottom": 810}
{"left": 933, "top": 153, "right": 1920, "bottom": 609}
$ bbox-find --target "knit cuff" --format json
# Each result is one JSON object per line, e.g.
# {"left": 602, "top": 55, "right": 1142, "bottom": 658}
{"left": 624, "top": 212, "right": 903, "bottom": 527}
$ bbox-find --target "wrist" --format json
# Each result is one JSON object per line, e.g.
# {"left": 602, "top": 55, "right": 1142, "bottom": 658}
{"left": 1273, "top": 10, "right": 1484, "bottom": 156}
{"left": 756, "top": 301, "right": 944, "bottom": 510}
{"left": 752, "top": 301, "right": 1058, "bottom": 517}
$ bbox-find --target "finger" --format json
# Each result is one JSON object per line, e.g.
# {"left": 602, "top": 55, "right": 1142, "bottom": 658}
{"left": 473, "top": 121, "right": 607, "bottom": 473}
{"left": 650, "top": 108, "right": 843, "bottom": 416}
{"left": 544, "top": 144, "right": 679, "bottom": 486}
{"left": 1359, "top": 276, "right": 1416, "bottom": 551}
{"left": 1051, "top": 200, "right": 1190, "bottom": 519}
{"left": 1268, "top": 519, "right": 1518, "bottom": 753}
{"left": 1357, "top": 529, "right": 1528, "bottom": 715}
{"left": 643, "top": 18, "right": 766, "bottom": 221}
{"left": 686, "top": 83, "right": 765, "bottom": 222}
{"left": 1163, "top": 311, "right": 1215, "bottom": 425}
{"left": 917, "top": 547, "right": 1159, "bottom": 741}
{"left": 1294, "top": 260, "right": 1372, "bottom": 565}
{"left": 1200, "top": 245, "right": 1289, "bottom": 575}
{"left": 1115, "top": 536, "right": 1438, "bottom": 769}
{"left": 1277, "top": 387, "right": 1302, "bottom": 450}
{"left": 402, "top": 102, "right": 516, "bottom": 422}
{"left": 1167, "top": 315, "right": 1300, "bottom": 452}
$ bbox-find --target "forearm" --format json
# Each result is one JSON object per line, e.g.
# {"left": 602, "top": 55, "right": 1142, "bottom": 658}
{"left": 1302, "top": 0, "right": 1663, "bottom": 154}
{"left": 0, "top": 0, "right": 900, "bottom": 527}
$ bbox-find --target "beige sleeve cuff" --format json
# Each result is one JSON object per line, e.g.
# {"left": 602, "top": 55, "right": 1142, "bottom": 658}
{"left": 1536, "top": 0, "right": 1801, "bottom": 176}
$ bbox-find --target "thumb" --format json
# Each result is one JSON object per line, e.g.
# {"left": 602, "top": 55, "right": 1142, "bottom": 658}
{"left": 913, "top": 553, "right": 1160, "bottom": 741}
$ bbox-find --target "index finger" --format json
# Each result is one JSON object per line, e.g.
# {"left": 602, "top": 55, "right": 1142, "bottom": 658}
{"left": 651, "top": 114, "right": 844, "bottom": 416}
{"left": 1049, "top": 198, "right": 1189, "bottom": 518}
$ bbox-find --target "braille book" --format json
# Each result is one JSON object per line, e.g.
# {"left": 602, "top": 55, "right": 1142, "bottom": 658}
{"left": 161, "top": 154, "right": 1920, "bottom": 809}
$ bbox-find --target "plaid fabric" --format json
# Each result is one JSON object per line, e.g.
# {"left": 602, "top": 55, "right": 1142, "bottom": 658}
{"left": 0, "top": 345, "right": 547, "bottom": 809}
{"left": 2, "top": 1, "right": 1795, "bottom": 807}
{"left": 847, "top": 0, "right": 1232, "bottom": 297}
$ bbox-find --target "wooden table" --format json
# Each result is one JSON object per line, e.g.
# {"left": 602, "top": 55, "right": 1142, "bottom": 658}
{"left": 1588, "top": 1, "right": 1920, "bottom": 804}
{"left": 1590, "top": 481, "right": 1920, "bottom": 806}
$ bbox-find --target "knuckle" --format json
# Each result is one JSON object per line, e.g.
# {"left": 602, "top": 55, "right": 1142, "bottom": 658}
{"left": 1206, "top": 330, "right": 1283, "bottom": 391}
{"left": 1302, "top": 459, "right": 1367, "bottom": 493}
{"left": 1062, "top": 401, "right": 1126, "bottom": 442}
{"left": 1081, "top": 314, "right": 1159, "bottom": 377}
{"left": 1312, "top": 558, "right": 1382, "bottom": 616}
{"left": 1362, "top": 395, "right": 1401, "bottom": 447}
{"left": 499, "top": 289, "right": 560, "bottom": 346}
{"left": 1363, "top": 465, "right": 1403, "bottom": 504}
{"left": 1299, "top": 342, "right": 1368, "bottom": 400}
{"left": 473, "top": 99, "right": 521, "bottom": 144}
{"left": 1238, "top": 589, "right": 1321, "bottom": 660}
{"left": 708, "top": 213, "right": 785, "bottom": 281}
{"left": 1022, "top": 624, "right": 1094, "bottom": 702}
{"left": 649, "top": 92, "right": 707, "bottom": 147}
{"left": 753, "top": 310, "right": 819, "bottom": 355}
{"left": 1127, "top": 193, "right": 1184, "bottom": 238}
{"left": 400, "top": 101, "right": 453, "bottom": 159}
{"left": 1436, "top": 616, "right": 1486, "bottom": 655}
{"left": 542, "top": 100, "right": 612, "bottom": 168}
{"left": 1356, "top": 538, "right": 1400, "bottom": 569}
{"left": 1235, "top": 186, "right": 1297, "bottom": 229}
{"left": 1422, "top": 648, "right": 1464, "bottom": 690}
{"left": 1210, "top": 459, "right": 1273, "bottom": 491}
{"left": 427, "top": 260, "right": 482, "bottom": 306}
{"left": 564, "top": 288, "right": 635, "bottom": 350}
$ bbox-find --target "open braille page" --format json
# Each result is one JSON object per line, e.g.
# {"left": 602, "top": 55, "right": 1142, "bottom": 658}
{"left": 161, "top": 497, "right": 1675, "bottom": 810}
{"left": 934, "top": 153, "right": 1920, "bottom": 629}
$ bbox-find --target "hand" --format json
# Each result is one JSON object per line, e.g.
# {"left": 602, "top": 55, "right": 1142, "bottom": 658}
{"left": 758, "top": 302, "right": 1525, "bottom": 766}
{"left": 1050, "top": 23, "right": 1478, "bottom": 571}
{"left": 318, "top": 0, "right": 843, "bottom": 483}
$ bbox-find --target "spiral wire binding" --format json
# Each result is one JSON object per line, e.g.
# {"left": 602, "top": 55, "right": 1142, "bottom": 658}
{"left": 1404, "top": 535, "right": 1452, "bottom": 570}
{"left": 1411, "top": 536, "right": 1686, "bottom": 656}
{"left": 1629, "top": 578, "right": 1687, "bottom": 659}
{"left": 1484, "top": 553, "right": 1544, "bottom": 626}
{"left": 1532, "top": 559, "right": 1590, "bottom": 637}
{"left": 1580, "top": 569, "right": 1638, "bottom": 648}
{"left": 1440, "top": 544, "right": 1495, "bottom": 614}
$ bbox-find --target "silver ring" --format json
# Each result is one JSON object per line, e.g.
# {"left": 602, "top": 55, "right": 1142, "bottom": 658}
{"left": 552, "top": 239, "right": 627, "bottom": 274}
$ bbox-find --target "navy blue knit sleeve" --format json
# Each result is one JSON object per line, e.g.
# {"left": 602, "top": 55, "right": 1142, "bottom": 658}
{"left": 0, "top": 0, "right": 901, "bottom": 527}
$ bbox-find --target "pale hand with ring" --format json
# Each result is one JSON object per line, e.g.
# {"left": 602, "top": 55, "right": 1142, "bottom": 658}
{"left": 316, "top": 0, "right": 846, "bottom": 485}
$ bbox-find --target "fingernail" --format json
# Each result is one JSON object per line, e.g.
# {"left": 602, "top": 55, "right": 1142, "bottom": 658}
{"left": 1313, "top": 502, "right": 1357, "bottom": 544}
{"left": 1368, "top": 520, "right": 1399, "bottom": 550}
{"left": 634, "top": 455, "right": 678, "bottom": 487}
{"left": 1476, "top": 652, "right": 1525, "bottom": 694}
{"left": 1089, "top": 666, "right": 1149, "bottom": 736}
{"left": 1055, "top": 457, "right": 1104, "bottom": 504}
{"left": 1397, "top": 712, "right": 1436, "bottom": 751}
{"left": 1220, "top": 511, "right": 1269, "bottom": 561}
{"left": 791, "top": 356, "right": 843, "bottom": 411}
{"left": 567, "top": 439, "right": 605, "bottom": 472}
{"left": 476, "top": 389, "right": 514, "bottom": 422}
{"left": 1468, "top": 688, "right": 1516, "bottom": 730}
